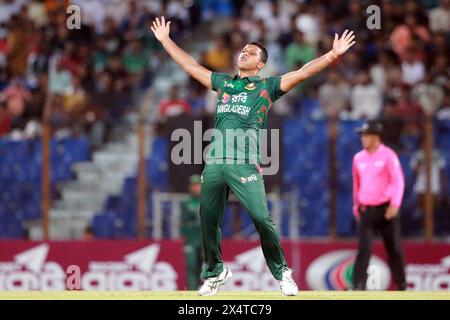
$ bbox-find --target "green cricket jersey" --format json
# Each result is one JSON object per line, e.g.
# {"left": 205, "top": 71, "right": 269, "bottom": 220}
{"left": 205, "top": 72, "right": 286, "bottom": 164}
{"left": 180, "top": 196, "right": 201, "bottom": 245}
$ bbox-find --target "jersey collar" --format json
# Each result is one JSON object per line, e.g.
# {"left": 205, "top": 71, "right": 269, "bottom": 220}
{"left": 233, "top": 74, "right": 261, "bottom": 82}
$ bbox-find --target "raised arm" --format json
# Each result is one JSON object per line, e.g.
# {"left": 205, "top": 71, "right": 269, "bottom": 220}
{"left": 151, "top": 16, "right": 213, "bottom": 89}
{"left": 280, "top": 30, "right": 356, "bottom": 92}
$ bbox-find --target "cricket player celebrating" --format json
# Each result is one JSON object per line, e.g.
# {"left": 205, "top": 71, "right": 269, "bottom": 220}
{"left": 151, "top": 16, "right": 355, "bottom": 296}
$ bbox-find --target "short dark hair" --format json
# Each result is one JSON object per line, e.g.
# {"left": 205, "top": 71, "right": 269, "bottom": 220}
{"left": 248, "top": 41, "right": 268, "bottom": 64}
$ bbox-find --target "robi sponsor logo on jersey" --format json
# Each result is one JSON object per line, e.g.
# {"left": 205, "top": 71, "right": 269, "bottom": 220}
{"left": 240, "top": 174, "right": 258, "bottom": 184}
{"left": 306, "top": 250, "right": 391, "bottom": 290}
{"left": 222, "top": 92, "right": 231, "bottom": 104}
{"left": 221, "top": 92, "right": 248, "bottom": 105}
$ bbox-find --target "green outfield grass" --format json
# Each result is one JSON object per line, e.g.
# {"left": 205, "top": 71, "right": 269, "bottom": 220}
{"left": 0, "top": 291, "right": 449, "bottom": 300}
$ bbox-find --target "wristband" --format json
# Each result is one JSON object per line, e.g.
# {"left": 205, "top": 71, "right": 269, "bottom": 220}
{"left": 326, "top": 51, "right": 338, "bottom": 62}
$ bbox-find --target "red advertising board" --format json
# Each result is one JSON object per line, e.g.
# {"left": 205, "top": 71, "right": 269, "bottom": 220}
{"left": 218, "top": 240, "right": 450, "bottom": 291}
{"left": 290, "top": 241, "right": 450, "bottom": 291}
{"left": 0, "top": 240, "right": 185, "bottom": 290}
{"left": 0, "top": 240, "right": 449, "bottom": 291}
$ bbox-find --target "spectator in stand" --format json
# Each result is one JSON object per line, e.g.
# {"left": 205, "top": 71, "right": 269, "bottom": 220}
{"left": 102, "top": 17, "right": 122, "bottom": 55}
{"left": 428, "top": 0, "right": 450, "bottom": 33}
{"left": 294, "top": 2, "right": 321, "bottom": 46}
{"left": 91, "top": 72, "right": 114, "bottom": 113}
{"left": 48, "top": 94, "right": 72, "bottom": 139}
{"left": 239, "top": 4, "right": 258, "bottom": 35}
{"left": 350, "top": 71, "right": 382, "bottom": 119}
{"left": 401, "top": 47, "right": 426, "bottom": 86}
{"left": 103, "top": 0, "right": 130, "bottom": 27}
{"left": 105, "top": 54, "right": 129, "bottom": 83}
{"left": 25, "top": 72, "right": 46, "bottom": 120}
{"left": 344, "top": 0, "right": 370, "bottom": 45}
{"left": 158, "top": 85, "right": 191, "bottom": 118}
{"left": 436, "top": 94, "right": 450, "bottom": 120}
{"left": 318, "top": 71, "right": 350, "bottom": 119}
{"left": 90, "top": 36, "right": 110, "bottom": 73}
{"left": 2, "top": 78, "right": 31, "bottom": 120}
{"left": 110, "top": 77, "right": 132, "bottom": 121}
{"left": 279, "top": 15, "right": 297, "bottom": 49}
{"left": 59, "top": 41, "right": 87, "bottom": 79}
{"left": 369, "top": 51, "right": 400, "bottom": 94}
{"left": 187, "top": 83, "right": 206, "bottom": 117}
{"left": 261, "top": 32, "right": 285, "bottom": 76}
{"left": 429, "top": 32, "right": 448, "bottom": 58}
{"left": 63, "top": 76, "right": 87, "bottom": 115}
{"left": 263, "top": 1, "right": 290, "bottom": 42}
{"left": 32, "top": 42, "right": 52, "bottom": 75}
{"left": 122, "top": 40, "right": 148, "bottom": 82}
{"left": 392, "top": 87, "right": 424, "bottom": 136}
{"left": 204, "top": 35, "right": 232, "bottom": 72}
{"left": 381, "top": 97, "right": 405, "bottom": 152}
{"left": 284, "top": 31, "right": 317, "bottom": 70}
{"left": 0, "top": 24, "right": 7, "bottom": 69}
{"left": 48, "top": 57, "right": 72, "bottom": 94}
{"left": 430, "top": 54, "right": 449, "bottom": 88}
{"left": 0, "top": 0, "right": 28, "bottom": 24}
{"left": 71, "top": 0, "right": 105, "bottom": 32}
{"left": 413, "top": 73, "right": 445, "bottom": 117}
{"left": 44, "top": 0, "right": 70, "bottom": 14}
{"left": 0, "top": 101, "right": 11, "bottom": 137}
{"left": 390, "top": 13, "right": 431, "bottom": 61}
{"left": 0, "top": 1, "right": 159, "bottom": 141}
{"left": 338, "top": 51, "right": 361, "bottom": 85}
{"left": 6, "top": 15, "right": 30, "bottom": 78}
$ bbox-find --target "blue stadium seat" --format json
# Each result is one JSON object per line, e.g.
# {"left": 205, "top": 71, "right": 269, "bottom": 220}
{"left": 0, "top": 138, "right": 91, "bottom": 238}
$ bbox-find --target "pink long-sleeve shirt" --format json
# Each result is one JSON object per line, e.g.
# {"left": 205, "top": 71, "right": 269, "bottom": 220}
{"left": 352, "top": 144, "right": 405, "bottom": 217}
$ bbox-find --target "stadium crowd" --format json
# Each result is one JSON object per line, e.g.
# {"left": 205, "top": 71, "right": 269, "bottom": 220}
{"left": 0, "top": 0, "right": 193, "bottom": 146}
{"left": 171, "top": 0, "right": 450, "bottom": 123}
{"left": 0, "top": 0, "right": 448, "bottom": 139}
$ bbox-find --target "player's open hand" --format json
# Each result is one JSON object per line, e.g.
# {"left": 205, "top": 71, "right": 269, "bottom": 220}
{"left": 151, "top": 16, "right": 171, "bottom": 42}
{"left": 385, "top": 205, "right": 399, "bottom": 220}
{"left": 332, "top": 30, "right": 356, "bottom": 56}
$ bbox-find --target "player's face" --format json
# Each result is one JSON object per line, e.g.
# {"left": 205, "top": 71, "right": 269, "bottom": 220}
{"left": 237, "top": 44, "right": 264, "bottom": 71}
{"left": 361, "top": 133, "right": 380, "bottom": 150}
{"left": 189, "top": 183, "right": 201, "bottom": 197}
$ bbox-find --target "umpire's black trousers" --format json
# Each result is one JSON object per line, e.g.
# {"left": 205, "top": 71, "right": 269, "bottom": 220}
{"left": 352, "top": 202, "right": 406, "bottom": 290}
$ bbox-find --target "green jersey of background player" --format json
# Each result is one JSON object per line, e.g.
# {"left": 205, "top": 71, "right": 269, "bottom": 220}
{"left": 151, "top": 16, "right": 356, "bottom": 296}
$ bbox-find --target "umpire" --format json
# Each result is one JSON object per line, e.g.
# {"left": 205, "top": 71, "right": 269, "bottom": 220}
{"left": 352, "top": 120, "right": 407, "bottom": 290}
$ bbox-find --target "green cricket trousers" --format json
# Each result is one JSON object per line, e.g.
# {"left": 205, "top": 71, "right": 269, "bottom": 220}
{"left": 199, "top": 162, "right": 288, "bottom": 281}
